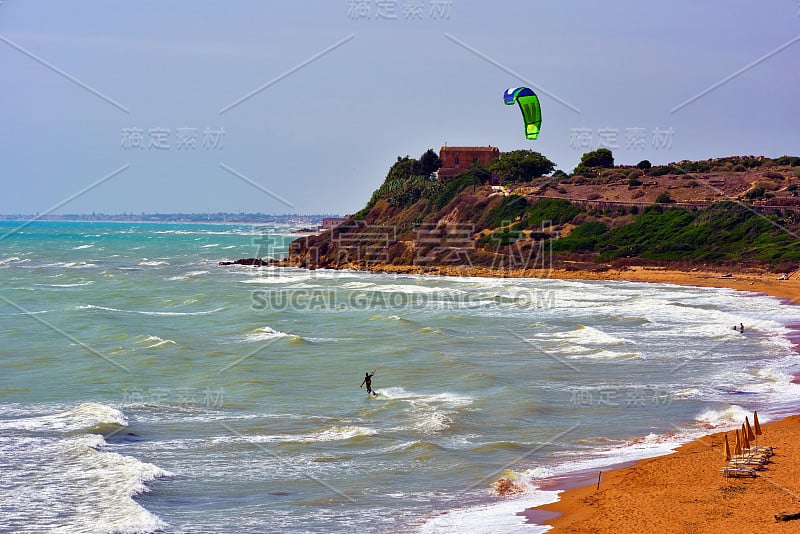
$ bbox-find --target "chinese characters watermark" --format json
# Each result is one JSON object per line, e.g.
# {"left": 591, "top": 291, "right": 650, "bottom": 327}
{"left": 121, "top": 127, "right": 225, "bottom": 150}
{"left": 347, "top": 0, "right": 453, "bottom": 21}
{"left": 122, "top": 386, "right": 225, "bottom": 409}
{"left": 569, "top": 387, "right": 674, "bottom": 408}
{"left": 569, "top": 127, "right": 674, "bottom": 151}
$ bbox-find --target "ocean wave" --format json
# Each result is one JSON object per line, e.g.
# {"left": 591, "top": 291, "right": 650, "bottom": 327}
{"left": 0, "top": 402, "right": 127, "bottom": 434}
{"left": 138, "top": 260, "right": 170, "bottom": 266}
{"left": 72, "top": 244, "right": 94, "bottom": 250}
{"left": 166, "top": 270, "right": 209, "bottom": 281}
{"left": 380, "top": 387, "right": 473, "bottom": 434}
{"left": 0, "top": 433, "right": 171, "bottom": 533}
{"left": 554, "top": 325, "right": 633, "bottom": 346}
{"left": 39, "top": 261, "right": 98, "bottom": 269}
{"left": 78, "top": 304, "right": 225, "bottom": 316}
{"left": 244, "top": 326, "right": 298, "bottom": 343}
{"left": 36, "top": 281, "right": 95, "bottom": 288}
{"left": 298, "top": 425, "right": 377, "bottom": 443}
{"left": 135, "top": 335, "right": 177, "bottom": 349}
{"left": 695, "top": 405, "right": 753, "bottom": 429}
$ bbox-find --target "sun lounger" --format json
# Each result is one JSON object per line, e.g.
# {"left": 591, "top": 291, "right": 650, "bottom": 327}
{"left": 729, "top": 454, "right": 767, "bottom": 469}
{"left": 747, "top": 446, "right": 775, "bottom": 457}
{"left": 722, "top": 466, "right": 757, "bottom": 479}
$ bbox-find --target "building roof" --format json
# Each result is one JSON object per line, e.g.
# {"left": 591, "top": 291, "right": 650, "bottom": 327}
{"left": 440, "top": 146, "right": 499, "bottom": 152}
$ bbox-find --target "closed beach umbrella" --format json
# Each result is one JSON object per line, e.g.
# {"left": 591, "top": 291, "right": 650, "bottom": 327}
{"left": 745, "top": 417, "right": 755, "bottom": 441}
{"left": 754, "top": 411, "right": 762, "bottom": 437}
{"left": 741, "top": 423, "right": 750, "bottom": 450}
{"left": 734, "top": 429, "right": 742, "bottom": 456}
{"left": 723, "top": 433, "right": 731, "bottom": 462}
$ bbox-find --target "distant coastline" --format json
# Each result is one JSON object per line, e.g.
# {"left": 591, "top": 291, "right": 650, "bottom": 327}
{"left": 0, "top": 213, "right": 338, "bottom": 225}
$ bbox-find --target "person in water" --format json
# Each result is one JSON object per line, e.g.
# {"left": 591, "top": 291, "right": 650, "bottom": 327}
{"left": 360, "top": 371, "right": 377, "bottom": 396}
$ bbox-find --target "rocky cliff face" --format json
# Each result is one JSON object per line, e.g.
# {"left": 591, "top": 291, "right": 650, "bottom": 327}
{"left": 287, "top": 157, "right": 800, "bottom": 273}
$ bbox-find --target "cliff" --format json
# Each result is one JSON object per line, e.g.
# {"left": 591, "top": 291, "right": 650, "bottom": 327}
{"left": 287, "top": 155, "right": 800, "bottom": 274}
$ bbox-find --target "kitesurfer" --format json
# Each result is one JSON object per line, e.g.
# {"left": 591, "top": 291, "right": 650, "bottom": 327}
{"left": 360, "top": 370, "right": 377, "bottom": 396}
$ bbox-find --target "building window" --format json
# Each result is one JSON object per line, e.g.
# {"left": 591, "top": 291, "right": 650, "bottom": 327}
{"left": 454, "top": 156, "right": 460, "bottom": 165}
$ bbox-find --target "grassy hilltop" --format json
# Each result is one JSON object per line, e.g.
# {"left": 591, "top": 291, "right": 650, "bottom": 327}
{"left": 288, "top": 149, "right": 800, "bottom": 274}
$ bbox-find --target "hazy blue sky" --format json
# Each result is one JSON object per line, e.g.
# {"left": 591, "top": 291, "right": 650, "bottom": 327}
{"left": 2, "top": 1, "right": 798, "bottom": 215}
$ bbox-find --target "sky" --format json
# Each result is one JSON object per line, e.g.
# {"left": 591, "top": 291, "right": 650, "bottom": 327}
{"left": 1, "top": 1, "right": 799, "bottom": 216}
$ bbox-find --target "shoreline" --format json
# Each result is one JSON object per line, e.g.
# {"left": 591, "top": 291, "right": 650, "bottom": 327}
{"left": 278, "top": 259, "right": 800, "bottom": 530}
{"left": 351, "top": 262, "right": 798, "bottom": 531}
{"left": 529, "top": 414, "right": 800, "bottom": 532}
{"left": 351, "top": 263, "right": 800, "bottom": 304}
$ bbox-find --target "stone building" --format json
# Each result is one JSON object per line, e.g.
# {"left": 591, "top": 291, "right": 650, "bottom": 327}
{"left": 437, "top": 146, "right": 500, "bottom": 181}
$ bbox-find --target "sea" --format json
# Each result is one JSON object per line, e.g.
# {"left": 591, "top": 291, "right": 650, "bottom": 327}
{"left": 1, "top": 220, "right": 799, "bottom": 533}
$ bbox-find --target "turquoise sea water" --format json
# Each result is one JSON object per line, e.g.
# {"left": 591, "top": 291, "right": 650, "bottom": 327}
{"left": 1, "top": 221, "right": 798, "bottom": 533}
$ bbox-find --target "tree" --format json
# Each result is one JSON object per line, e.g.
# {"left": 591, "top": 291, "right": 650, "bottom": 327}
{"left": 418, "top": 148, "right": 442, "bottom": 177}
{"left": 488, "top": 150, "right": 555, "bottom": 183}
{"left": 578, "top": 148, "right": 614, "bottom": 169}
{"left": 637, "top": 159, "right": 652, "bottom": 170}
{"left": 385, "top": 156, "right": 420, "bottom": 183}
{"left": 471, "top": 162, "right": 492, "bottom": 186}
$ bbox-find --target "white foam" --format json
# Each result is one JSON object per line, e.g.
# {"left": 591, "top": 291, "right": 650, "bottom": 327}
{"left": 0, "top": 402, "right": 127, "bottom": 433}
{"left": 138, "top": 260, "right": 169, "bottom": 266}
{"left": 72, "top": 244, "right": 94, "bottom": 250}
{"left": 244, "top": 326, "right": 294, "bottom": 342}
{"left": 0, "top": 433, "right": 171, "bottom": 533}
{"left": 380, "top": 387, "right": 473, "bottom": 434}
{"left": 299, "top": 425, "right": 377, "bottom": 443}
{"left": 79, "top": 304, "right": 225, "bottom": 316}
{"left": 420, "top": 490, "right": 557, "bottom": 534}
{"left": 695, "top": 405, "right": 756, "bottom": 429}
{"left": 135, "top": 335, "right": 177, "bottom": 349}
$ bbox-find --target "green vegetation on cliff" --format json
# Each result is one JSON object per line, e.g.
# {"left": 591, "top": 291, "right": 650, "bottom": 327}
{"left": 292, "top": 149, "right": 800, "bottom": 271}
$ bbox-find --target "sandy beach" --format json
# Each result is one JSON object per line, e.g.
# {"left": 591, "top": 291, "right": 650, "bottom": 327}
{"left": 530, "top": 415, "right": 800, "bottom": 533}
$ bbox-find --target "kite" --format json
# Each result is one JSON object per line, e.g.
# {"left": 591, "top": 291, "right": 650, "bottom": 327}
{"left": 504, "top": 87, "right": 541, "bottom": 140}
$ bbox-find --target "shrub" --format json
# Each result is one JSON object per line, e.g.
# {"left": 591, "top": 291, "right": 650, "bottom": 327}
{"left": 655, "top": 191, "right": 674, "bottom": 204}
{"left": 628, "top": 177, "right": 643, "bottom": 187}
{"left": 480, "top": 195, "right": 530, "bottom": 229}
{"left": 523, "top": 198, "right": 583, "bottom": 228}
{"left": 732, "top": 164, "right": 747, "bottom": 172}
{"left": 763, "top": 171, "right": 784, "bottom": 181}
{"left": 637, "top": 160, "right": 652, "bottom": 170}
{"left": 744, "top": 187, "right": 766, "bottom": 200}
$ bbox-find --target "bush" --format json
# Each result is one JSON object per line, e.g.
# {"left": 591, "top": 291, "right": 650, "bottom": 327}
{"left": 745, "top": 187, "right": 766, "bottom": 200}
{"left": 480, "top": 195, "right": 530, "bottom": 229}
{"left": 637, "top": 160, "right": 652, "bottom": 170}
{"left": 763, "top": 171, "right": 784, "bottom": 180}
{"left": 628, "top": 177, "right": 643, "bottom": 187}
{"left": 732, "top": 164, "right": 747, "bottom": 172}
{"left": 655, "top": 191, "right": 674, "bottom": 204}
{"left": 523, "top": 198, "right": 582, "bottom": 228}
